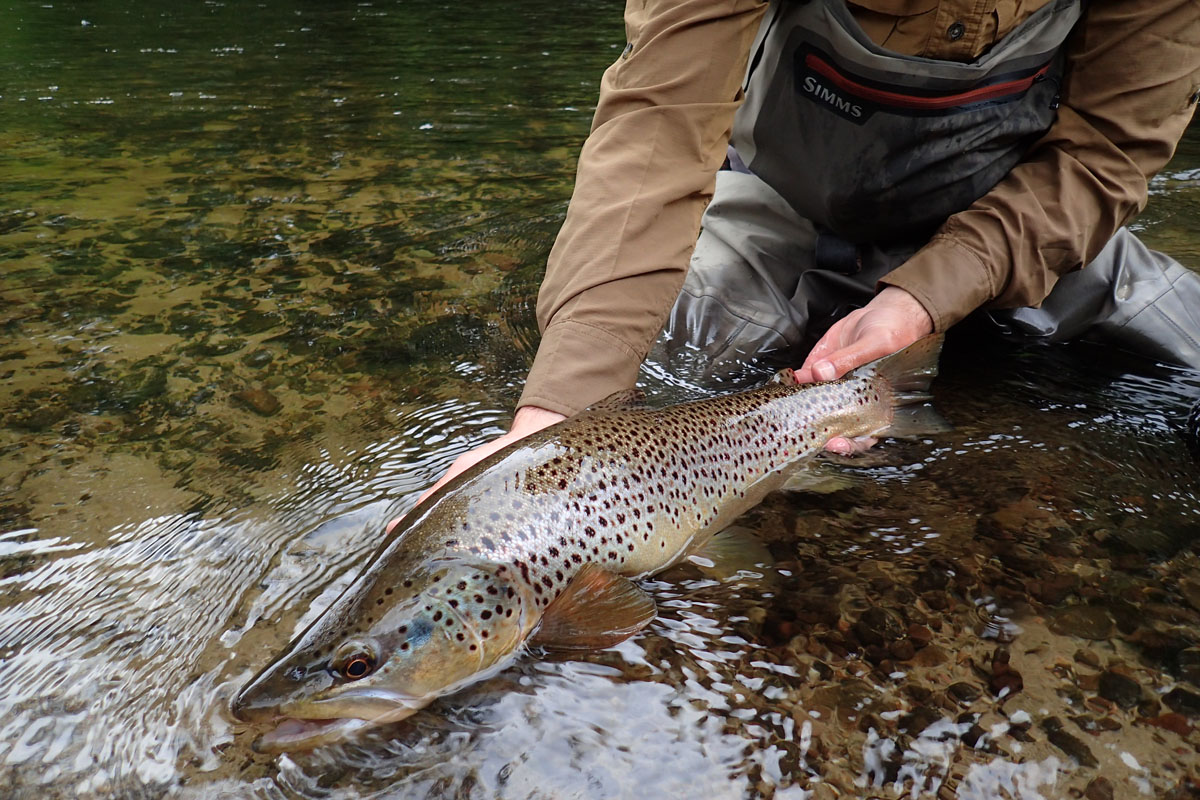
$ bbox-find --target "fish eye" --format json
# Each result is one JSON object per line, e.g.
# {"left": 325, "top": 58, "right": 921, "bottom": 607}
{"left": 332, "top": 641, "right": 378, "bottom": 681}
{"left": 342, "top": 655, "right": 374, "bottom": 680}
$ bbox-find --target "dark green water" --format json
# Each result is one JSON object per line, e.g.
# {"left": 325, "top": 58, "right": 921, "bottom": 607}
{"left": 2, "top": 2, "right": 1200, "bottom": 798}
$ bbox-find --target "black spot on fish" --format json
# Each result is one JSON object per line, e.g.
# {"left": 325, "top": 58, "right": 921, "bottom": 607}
{"left": 481, "top": 537, "right": 495, "bottom": 550}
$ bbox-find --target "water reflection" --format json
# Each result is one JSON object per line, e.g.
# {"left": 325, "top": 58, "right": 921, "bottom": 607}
{"left": 2, "top": 0, "right": 1200, "bottom": 797}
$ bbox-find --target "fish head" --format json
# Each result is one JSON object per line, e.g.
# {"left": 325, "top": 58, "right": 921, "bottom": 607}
{"left": 231, "top": 560, "right": 533, "bottom": 751}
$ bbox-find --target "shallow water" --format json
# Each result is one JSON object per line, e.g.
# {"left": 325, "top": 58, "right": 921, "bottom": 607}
{"left": 2, "top": 3, "right": 1200, "bottom": 798}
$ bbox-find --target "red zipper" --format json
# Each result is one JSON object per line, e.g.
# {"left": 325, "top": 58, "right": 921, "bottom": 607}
{"left": 805, "top": 53, "right": 1051, "bottom": 111}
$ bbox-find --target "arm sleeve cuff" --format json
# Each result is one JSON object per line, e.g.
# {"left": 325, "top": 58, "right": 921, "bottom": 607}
{"left": 880, "top": 235, "right": 997, "bottom": 332}
{"left": 517, "top": 319, "right": 644, "bottom": 417}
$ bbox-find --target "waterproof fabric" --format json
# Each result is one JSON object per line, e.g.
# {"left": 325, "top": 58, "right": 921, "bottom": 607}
{"left": 661, "top": 169, "right": 1200, "bottom": 377}
{"left": 660, "top": 0, "right": 1200, "bottom": 376}
{"left": 733, "top": 0, "right": 1082, "bottom": 243}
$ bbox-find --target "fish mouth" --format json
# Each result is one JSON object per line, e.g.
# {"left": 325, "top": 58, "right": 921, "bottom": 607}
{"left": 249, "top": 694, "right": 427, "bottom": 753}
{"left": 253, "top": 716, "right": 373, "bottom": 753}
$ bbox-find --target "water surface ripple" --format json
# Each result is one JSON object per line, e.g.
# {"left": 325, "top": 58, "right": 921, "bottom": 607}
{"left": 2, "top": 2, "right": 1200, "bottom": 798}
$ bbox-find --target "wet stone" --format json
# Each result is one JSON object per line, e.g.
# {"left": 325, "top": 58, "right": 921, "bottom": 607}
{"left": 1041, "top": 716, "right": 1099, "bottom": 768}
{"left": 898, "top": 704, "right": 944, "bottom": 736}
{"left": 232, "top": 387, "right": 281, "bottom": 416}
{"left": 1073, "top": 648, "right": 1102, "bottom": 670}
{"left": 1097, "top": 670, "right": 1143, "bottom": 709}
{"left": 1129, "top": 628, "right": 1193, "bottom": 666}
{"left": 1180, "top": 579, "right": 1200, "bottom": 612}
{"left": 1145, "top": 712, "right": 1192, "bottom": 737}
{"left": 1178, "top": 647, "right": 1200, "bottom": 683}
{"left": 921, "top": 590, "right": 950, "bottom": 611}
{"left": 7, "top": 403, "right": 69, "bottom": 432}
{"left": 947, "top": 682, "right": 982, "bottom": 706}
{"left": 1028, "top": 573, "right": 1080, "bottom": 605}
{"left": 241, "top": 349, "right": 276, "bottom": 369}
{"left": 853, "top": 607, "right": 905, "bottom": 647}
{"left": 907, "top": 623, "right": 933, "bottom": 649}
{"left": 1084, "top": 776, "right": 1114, "bottom": 800}
{"left": 913, "top": 644, "right": 950, "bottom": 667}
{"left": 888, "top": 639, "right": 916, "bottom": 661}
{"left": 1163, "top": 687, "right": 1200, "bottom": 717}
{"left": 1136, "top": 697, "right": 1161, "bottom": 718}
{"left": 1047, "top": 606, "right": 1115, "bottom": 640}
{"left": 233, "top": 310, "right": 279, "bottom": 334}
{"left": 907, "top": 684, "right": 933, "bottom": 704}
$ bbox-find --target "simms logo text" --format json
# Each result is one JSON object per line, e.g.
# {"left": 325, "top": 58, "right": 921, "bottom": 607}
{"left": 802, "top": 75, "right": 863, "bottom": 119}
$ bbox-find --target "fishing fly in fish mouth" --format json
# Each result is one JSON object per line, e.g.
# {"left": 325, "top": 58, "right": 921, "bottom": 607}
{"left": 231, "top": 334, "right": 946, "bottom": 752}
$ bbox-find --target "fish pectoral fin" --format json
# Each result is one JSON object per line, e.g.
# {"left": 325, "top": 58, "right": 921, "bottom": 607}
{"left": 530, "top": 563, "right": 656, "bottom": 651}
{"left": 583, "top": 388, "right": 647, "bottom": 413}
{"left": 778, "top": 460, "right": 859, "bottom": 495}
{"left": 687, "top": 526, "right": 774, "bottom": 581}
{"left": 878, "top": 402, "right": 952, "bottom": 439}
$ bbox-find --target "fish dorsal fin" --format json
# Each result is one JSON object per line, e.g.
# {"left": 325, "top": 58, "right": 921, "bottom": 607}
{"left": 687, "top": 526, "right": 774, "bottom": 581}
{"left": 851, "top": 333, "right": 944, "bottom": 394}
{"left": 530, "top": 563, "right": 656, "bottom": 651}
{"left": 584, "top": 388, "right": 646, "bottom": 413}
{"left": 770, "top": 368, "right": 801, "bottom": 387}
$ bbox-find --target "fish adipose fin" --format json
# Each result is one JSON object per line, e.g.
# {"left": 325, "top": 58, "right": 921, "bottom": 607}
{"left": 530, "top": 563, "right": 657, "bottom": 651}
{"left": 857, "top": 334, "right": 952, "bottom": 439}
{"left": 687, "top": 526, "right": 773, "bottom": 581}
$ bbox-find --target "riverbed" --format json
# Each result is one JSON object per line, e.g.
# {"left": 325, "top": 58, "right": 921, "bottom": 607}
{"left": 2, "top": 2, "right": 1200, "bottom": 798}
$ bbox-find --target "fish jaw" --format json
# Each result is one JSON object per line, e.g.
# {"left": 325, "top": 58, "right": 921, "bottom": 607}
{"left": 231, "top": 560, "right": 535, "bottom": 752}
{"left": 252, "top": 717, "right": 371, "bottom": 753}
{"left": 238, "top": 687, "right": 430, "bottom": 752}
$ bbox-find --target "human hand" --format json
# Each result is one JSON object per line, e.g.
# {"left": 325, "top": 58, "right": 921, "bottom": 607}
{"left": 386, "top": 405, "right": 566, "bottom": 533}
{"left": 794, "top": 285, "right": 934, "bottom": 455}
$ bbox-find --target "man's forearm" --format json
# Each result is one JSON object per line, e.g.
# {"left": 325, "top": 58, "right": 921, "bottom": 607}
{"left": 518, "top": 0, "right": 768, "bottom": 417}
{"left": 883, "top": 0, "right": 1200, "bottom": 329}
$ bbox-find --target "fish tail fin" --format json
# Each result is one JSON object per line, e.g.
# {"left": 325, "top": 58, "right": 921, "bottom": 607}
{"left": 856, "top": 334, "right": 951, "bottom": 438}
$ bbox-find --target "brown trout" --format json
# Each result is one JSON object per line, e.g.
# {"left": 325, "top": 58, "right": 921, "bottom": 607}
{"left": 231, "top": 335, "right": 944, "bottom": 750}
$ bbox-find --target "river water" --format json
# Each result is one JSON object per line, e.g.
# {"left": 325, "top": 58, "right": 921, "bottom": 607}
{"left": 2, "top": 2, "right": 1199, "bottom": 798}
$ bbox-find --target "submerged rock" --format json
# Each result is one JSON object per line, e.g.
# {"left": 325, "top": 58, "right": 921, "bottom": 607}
{"left": 1040, "top": 716, "right": 1098, "bottom": 768}
{"left": 232, "top": 387, "right": 281, "bottom": 416}
{"left": 1047, "top": 606, "right": 1115, "bottom": 640}
{"left": 1097, "top": 670, "right": 1142, "bottom": 709}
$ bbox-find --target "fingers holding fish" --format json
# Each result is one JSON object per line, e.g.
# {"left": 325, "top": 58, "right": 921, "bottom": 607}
{"left": 795, "top": 286, "right": 935, "bottom": 384}
{"left": 386, "top": 405, "right": 568, "bottom": 534}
